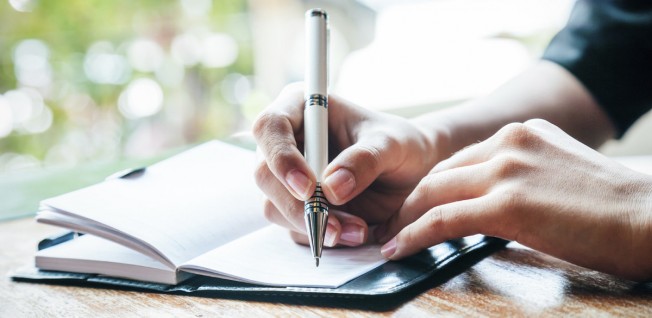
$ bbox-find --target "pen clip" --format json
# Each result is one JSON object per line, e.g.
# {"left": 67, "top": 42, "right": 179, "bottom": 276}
{"left": 105, "top": 167, "right": 147, "bottom": 181}
{"left": 38, "top": 231, "right": 84, "bottom": 250}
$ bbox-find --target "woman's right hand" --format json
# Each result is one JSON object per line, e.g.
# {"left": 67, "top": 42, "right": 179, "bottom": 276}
{"left": 252, "top": 83, "right": 446, "bottom": 247}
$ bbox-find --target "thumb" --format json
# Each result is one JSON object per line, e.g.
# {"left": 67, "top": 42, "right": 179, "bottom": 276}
{"left": 321, "top": 137, "right": 395, "bottom": 205}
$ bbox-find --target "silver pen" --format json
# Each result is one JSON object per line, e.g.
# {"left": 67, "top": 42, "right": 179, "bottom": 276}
{"left": 303, "top": 8, "right": 329, "bottom": 267}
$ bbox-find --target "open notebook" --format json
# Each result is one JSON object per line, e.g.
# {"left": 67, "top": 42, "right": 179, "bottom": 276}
{"left": 35, "top": 141, "right": 386, "bottom": 288}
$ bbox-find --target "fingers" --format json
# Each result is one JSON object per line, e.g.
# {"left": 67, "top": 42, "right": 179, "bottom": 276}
{"left": 255, "top": 83, "right": 405, "bottom": 211}
{"left": 287, "top": 209, "right": 369, "bottom": 247}
{"left": 266, "top": 200, "right": 340, "bottom": 248}
{"left": 375, "top": 161, "right": 496, "bottom": 243}
{"left": 377, "top": 120, "right": 582, "bottom": 260}
{"left": 290, "top": 230, "right": 311, "bottom": 246}
{"left": 377, "top": 120, "right": 562, "bottom": 259}
{"left": 330, "top": 209, "right": 369, "bottom": 246}
{"left": 430, "top": 141, "right": 490, "bottom": 175}
{"left": 256, "top": 159, "right": 307, "bottom": 231}
{"left": 322, "top": 135, "right": 398, "bottom": 205}
{"left": 257, "top": 157, "right": 369, "bottom": 247}
{"left": 381, "top": 196, "right": 496, "bottom": 260}
{"left": 253, "top": 83, "right": 315, "bottom": 200}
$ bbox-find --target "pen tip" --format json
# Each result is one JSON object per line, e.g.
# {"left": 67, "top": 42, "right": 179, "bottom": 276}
{"left": 315, "top": 258, "right": 319, "bottom": 267}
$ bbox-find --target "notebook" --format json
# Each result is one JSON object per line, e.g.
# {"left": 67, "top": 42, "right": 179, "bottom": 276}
{"left": 32, "top": 141, "right": 391, "bottom": 287}
{"left": 12, "top": 140, "right": 508, "bottom": 302}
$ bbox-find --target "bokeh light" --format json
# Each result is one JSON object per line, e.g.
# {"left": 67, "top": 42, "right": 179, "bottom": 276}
{"left": 22, "top": 105, "right": 53, "bottom": 134}
{"left": 0, "top": 96, "right": 13, "bottom": 138}
{"left": 155, "top": 58, "right": 185, "bottom": 88}
{"left": 84, "top": 41, "right": 131, "bottom": 85}
{"left": 0, "top": 153, "right": 40, "bottom": 171}
{"left": 13, "top": 39, "right": 52, "bottom": 88}
{"left": 180, "top": 0, "right": 212, "bottom": 17}
{"left": 118, "top": 78, "right": 164, "bottom": 119}
{"left": 8, "top": 0, "right": 35, "bottom": 12}
{"left": 4, "top": 89, "right": 34, "bottom": 125}
{"left": 127, "top": 39, "right": 165, "bottom": 73}
{"left": 0, "top": 0, "right": 259, "bottom": 173}
{"left": 3, "top": 88, "right": 52, "bottom": 134}
{"left": 201, "top": 33, "right": 239, "bottom": 68}
{"left": 171, "top": 33, "right": 203, "bottom": 67}
{"left": 221, "top": 73, "right": 251, "bottom": 105}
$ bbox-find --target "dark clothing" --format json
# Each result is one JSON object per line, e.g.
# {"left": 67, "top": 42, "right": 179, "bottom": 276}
{"left": 542, "top": 0, "right": 652, "bottom": 136}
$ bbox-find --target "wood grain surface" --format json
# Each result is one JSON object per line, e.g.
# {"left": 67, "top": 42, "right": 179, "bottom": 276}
{"left": 2, "top": 217, "right": 652, "bottom": 317}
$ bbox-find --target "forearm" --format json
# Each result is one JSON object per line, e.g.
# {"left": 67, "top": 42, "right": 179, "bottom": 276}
{"left": 412, "top": 60, "right": 616, "bottom": 158}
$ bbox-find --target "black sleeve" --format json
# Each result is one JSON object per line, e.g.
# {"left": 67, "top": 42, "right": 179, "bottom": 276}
{"left": 542, "top": 0, "right": 652, "bottom": 137}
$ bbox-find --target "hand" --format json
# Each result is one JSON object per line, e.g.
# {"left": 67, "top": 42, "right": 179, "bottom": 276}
{"left": 252, "top": 83, "right": 442, "bottom": 247}
{"left": 376, "top": 119, "right": 652, "bottom": 281}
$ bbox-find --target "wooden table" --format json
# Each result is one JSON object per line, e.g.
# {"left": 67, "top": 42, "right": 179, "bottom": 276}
{"left": 2, "top": 217, "right": 651, "bottom": 317}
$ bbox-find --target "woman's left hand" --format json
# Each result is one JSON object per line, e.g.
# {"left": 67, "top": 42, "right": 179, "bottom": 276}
{"left": 375, "top": 119, "right": 652, "bottom": 281}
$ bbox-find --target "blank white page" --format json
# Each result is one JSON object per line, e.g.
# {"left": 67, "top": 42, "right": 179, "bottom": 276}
{"left": 181, "top": 225, "right": 387, "bottom": 288}
{"left": 39, "top": 141, "right": 269, "bottom": 267}
{"left": 35, "top": 235, "right": 188, "bottom": 285}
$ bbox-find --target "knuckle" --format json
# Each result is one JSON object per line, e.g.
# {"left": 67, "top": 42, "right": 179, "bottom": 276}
{"left": 414, "top": 175, "right": 437, "bottom": 198}
{"left": 497, "top": 122, "right": 541, "bottom": 149}
{"left": 283, "top": 198, "right": 297, "bottom": 216}
{"left": 425, "top": 207, "right": 445, "bottom": 234}
{"left": 267, "top": 146, "right": 295, "bottom": 174}
{"left": 254, "top": 160, "right": 272, "bottom": 188}
{"left": 262, "top": 199, "right": 277, "bottom": 222}
{"left": 252, "top": 111, "right": 282, "bottom": 139}
{"left": 491, "top": 153, "right": 530, "bottom": 178}
{"left": 498, "top": 122, "right": 524, "bottom": 138}
{"left": 402, "top": 225, "right": 420, "bottom": 250}
{"left": 378, "top": 135, "right": 401, "bottom": 152}
{"left": 253, "top": 113, "right": 298, "bottom": 172}
{"left": 407, "top": 207, "right": 445, "bottom": 250}
{"left": 524, "top": 118, "right": 552, "bottom": 128}
{"left": 493, "top": 186, "right": 526, "bottom": 215}
{"left": 283, "top": 200, "right": 303, "bottom": 228}
{"left": 355, "top": 143, "right": 384, "bottom": 172}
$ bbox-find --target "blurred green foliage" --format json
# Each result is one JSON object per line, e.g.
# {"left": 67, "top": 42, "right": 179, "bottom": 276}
{"left": 0, "top": 0, "right": 257, "bottom": 173}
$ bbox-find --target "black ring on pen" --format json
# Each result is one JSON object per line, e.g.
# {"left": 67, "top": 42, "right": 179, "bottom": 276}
{"left": 308, "top": 9, "right": 328, "bottom": 19}
{"left": 305, "top": 94, "right": 328, "bottom": 109}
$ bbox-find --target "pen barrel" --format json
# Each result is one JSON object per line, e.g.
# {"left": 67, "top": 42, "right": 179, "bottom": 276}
{"left": 304, "top": 9, "right": 329, "bottom": 181}
{"left": 304, "top": 96, "right": 328, "bottom": 181}
{"left": 304, "top": 9, "right": 329, "bottom": 262}
{"left": 305, "top": 9, "right": 328, "bottom": 98}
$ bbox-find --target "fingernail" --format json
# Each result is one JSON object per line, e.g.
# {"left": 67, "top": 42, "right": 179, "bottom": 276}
{"left": 374, "top": 224, "right": 387, "bottom": 242}
{"left": 381, "top": 238, "right": 397, "bottom": 258}
{"left": 286, "top": 169, "right": 312, "bottom": 199}
{"left": 324, "top": 168, "right": 356, "bottom": 202}
{"left": 340, "top": 223, "right": 365, "bottom": 245}
{"left": 324, "top": 223, "right": 337, "bottom": 247}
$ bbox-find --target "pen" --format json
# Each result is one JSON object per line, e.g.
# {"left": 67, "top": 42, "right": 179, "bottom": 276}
{"left": 304, "top": 8, "right": 329, "bottom": 267}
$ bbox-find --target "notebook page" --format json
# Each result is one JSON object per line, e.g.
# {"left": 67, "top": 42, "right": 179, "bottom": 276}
{"left": 39, "top": 141, "right": 269, "bottom": 266}
{"left": 181, "top": 225, "right": 387, "bottom": 288}
{"left": 37, "top": 210, "right": 174, "bottom": 267}
{"left": 35, "top": 235, "right": 189, "bottom": 285}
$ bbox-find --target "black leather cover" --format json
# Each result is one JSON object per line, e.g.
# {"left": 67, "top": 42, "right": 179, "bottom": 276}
{"left": 11, "top": 234, "right": 507, "bottom": 309}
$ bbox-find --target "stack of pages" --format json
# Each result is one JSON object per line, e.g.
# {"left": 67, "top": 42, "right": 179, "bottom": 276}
{"left": 35, "top": 141, "right": 387, "bottom": 288}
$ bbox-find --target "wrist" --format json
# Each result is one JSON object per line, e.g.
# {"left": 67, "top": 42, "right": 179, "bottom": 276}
{"left": 409, "top": 114, "right": 452, "bottom": 167}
